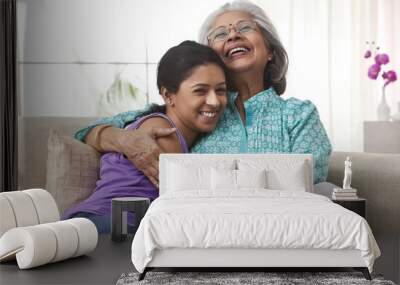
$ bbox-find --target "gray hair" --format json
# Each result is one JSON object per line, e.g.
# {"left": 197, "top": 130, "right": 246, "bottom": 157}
{"left": 198, "top": 0, "right": 288, "bottom": 95}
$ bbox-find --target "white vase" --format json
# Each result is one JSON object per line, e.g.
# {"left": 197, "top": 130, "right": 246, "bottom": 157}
{"left": 377, "top": 88, "right": 391, "bottom": 121}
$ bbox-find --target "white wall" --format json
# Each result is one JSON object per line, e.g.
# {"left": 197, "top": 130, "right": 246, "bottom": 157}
{"left": 18, "top": 0, "right": 338, "bottom": 117}
{"left": 17, "top": 0, "right": 229, "bottom": 117}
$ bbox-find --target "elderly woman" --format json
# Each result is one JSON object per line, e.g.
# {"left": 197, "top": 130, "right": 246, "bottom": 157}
{"left": 75, "top": 0, "right": 331, "bottom": 187}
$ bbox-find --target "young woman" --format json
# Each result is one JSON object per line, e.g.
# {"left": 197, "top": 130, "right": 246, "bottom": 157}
{"left": 62, "top": 41, "right": 229, "bottom": 233}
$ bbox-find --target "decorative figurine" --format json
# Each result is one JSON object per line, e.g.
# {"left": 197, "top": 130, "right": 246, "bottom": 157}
{"left": 333, "top": 156, "right": 357, "bottom": 200}
{"left": 343, "top": 156, "right": 352, "bottom": 189}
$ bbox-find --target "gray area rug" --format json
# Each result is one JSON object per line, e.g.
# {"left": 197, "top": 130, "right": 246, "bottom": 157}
{"left": 117, "top": 271, "right": 396, "bottom": 285}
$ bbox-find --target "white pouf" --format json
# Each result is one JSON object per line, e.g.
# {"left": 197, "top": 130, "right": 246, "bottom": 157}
{"left": 0, "top": 189, "right": 60, "bottom": 237}
{"left": 0, "top": 189, "right": 98, "bottom": 269}
{"left": 0, "top": 218, "right": 98, "bottom": 269}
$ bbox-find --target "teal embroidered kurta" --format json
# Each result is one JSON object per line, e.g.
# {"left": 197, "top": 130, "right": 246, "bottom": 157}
{"left": 75, "top": 88, "right": 332, "bottom": 183}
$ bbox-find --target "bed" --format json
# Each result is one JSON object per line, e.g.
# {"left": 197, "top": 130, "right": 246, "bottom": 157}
{"left": 131, "top": 154, "right": 380, "bottom": 280}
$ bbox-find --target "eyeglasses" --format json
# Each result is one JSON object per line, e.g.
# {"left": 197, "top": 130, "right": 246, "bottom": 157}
{"left": 207, "top": 20, "right": 258, "bottom": 44}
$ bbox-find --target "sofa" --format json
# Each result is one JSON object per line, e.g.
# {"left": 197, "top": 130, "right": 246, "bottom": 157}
{"left": 17, "top": 117, "right": 400, "bottom": 283}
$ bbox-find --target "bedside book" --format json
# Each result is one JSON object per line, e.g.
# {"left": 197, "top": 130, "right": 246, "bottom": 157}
{"left": 332, "top": 188, "right": 358, "bottom": 200}
{"left": 332, "top": 195, "right": 359, "bottom": 200}
{"left": 333, "top": 189, "right": 357, "bottom": 193}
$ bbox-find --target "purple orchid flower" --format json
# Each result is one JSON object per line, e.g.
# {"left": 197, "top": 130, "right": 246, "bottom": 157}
{"left": 364, "top": 44, "right": 397, "bottom": 92}
{"left": 382, "top": 70, "right": 398, "bottom": 86}
{"left": 374, "top": 53, "right": 390, "bottom": 65}
{"left": 368, "top": 63, "right": 381, "bottom": 80}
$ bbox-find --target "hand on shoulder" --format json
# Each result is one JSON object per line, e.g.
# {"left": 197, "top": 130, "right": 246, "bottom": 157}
{"left": 137, "top": 117, "right": 181, "bottom": 153}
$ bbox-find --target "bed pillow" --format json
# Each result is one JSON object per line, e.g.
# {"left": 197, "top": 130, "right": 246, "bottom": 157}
{"left": 211, "top": 169, "right": 267, "bottom": 190}
{"left": 211, "top": 168, "right": 236, "bottom": 190}
{"left": 238, "top": 158, "right": 312, "bottom": 192}
{"left": 266, "top": 160, "right": 309, "bottom": 191}
{"left": 166, "top": 160, "right": 235, "bottom": 192}
{"left": 167, "top": 163, "right": 210, "bottom": 191}
{"left": 236, "top": 169, "right": 267, "bottom": 189}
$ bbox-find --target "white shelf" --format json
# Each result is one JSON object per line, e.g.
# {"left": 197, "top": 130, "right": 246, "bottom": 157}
{"left": 363, "top": 121, "right": 400, "bottom": 153}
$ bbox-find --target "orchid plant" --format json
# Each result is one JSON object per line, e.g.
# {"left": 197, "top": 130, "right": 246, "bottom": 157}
{"left": 364, "top": 41, "right": 397, "bottom": 92}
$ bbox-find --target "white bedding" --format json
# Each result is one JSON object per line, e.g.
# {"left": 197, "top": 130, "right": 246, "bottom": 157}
{"left": 131, "top": 190, "right": 380, "bottom": 273}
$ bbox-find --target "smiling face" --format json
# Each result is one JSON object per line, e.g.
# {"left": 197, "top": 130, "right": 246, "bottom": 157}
{"left": 164, "top": 63, "right": 228, "bottom": 134}
{"left": 209, "top": 11, "right": 271, "bottom": 75}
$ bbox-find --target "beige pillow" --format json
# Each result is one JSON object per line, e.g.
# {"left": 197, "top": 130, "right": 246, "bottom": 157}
{"left": 46, "top": 129, "right": 100, "bottom": 215}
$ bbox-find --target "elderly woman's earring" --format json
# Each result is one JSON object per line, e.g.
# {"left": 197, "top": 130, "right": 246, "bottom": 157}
{"left": 167, "top": 99, "right": 174, "bottom": 106}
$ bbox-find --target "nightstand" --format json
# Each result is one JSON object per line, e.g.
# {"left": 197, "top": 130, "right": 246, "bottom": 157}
{"left": 332, "top": 198, "right": 366, "bottom": 218}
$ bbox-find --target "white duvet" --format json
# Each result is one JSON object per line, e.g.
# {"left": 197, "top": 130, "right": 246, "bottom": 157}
{"left": 131, "top": 190, "right": 380, "bottom": 273}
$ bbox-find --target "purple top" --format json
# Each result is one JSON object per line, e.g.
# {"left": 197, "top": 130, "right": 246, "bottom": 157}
{"left": 62, "top": 113, "right": 189, "bottom": 219}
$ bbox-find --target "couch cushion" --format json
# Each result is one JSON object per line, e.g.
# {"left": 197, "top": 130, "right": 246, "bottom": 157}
{"left": 46, "top": 130, "right": 100, "bottom": 214}
{"left": 20, "top": 116, "right": 99, "bottom": 192}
